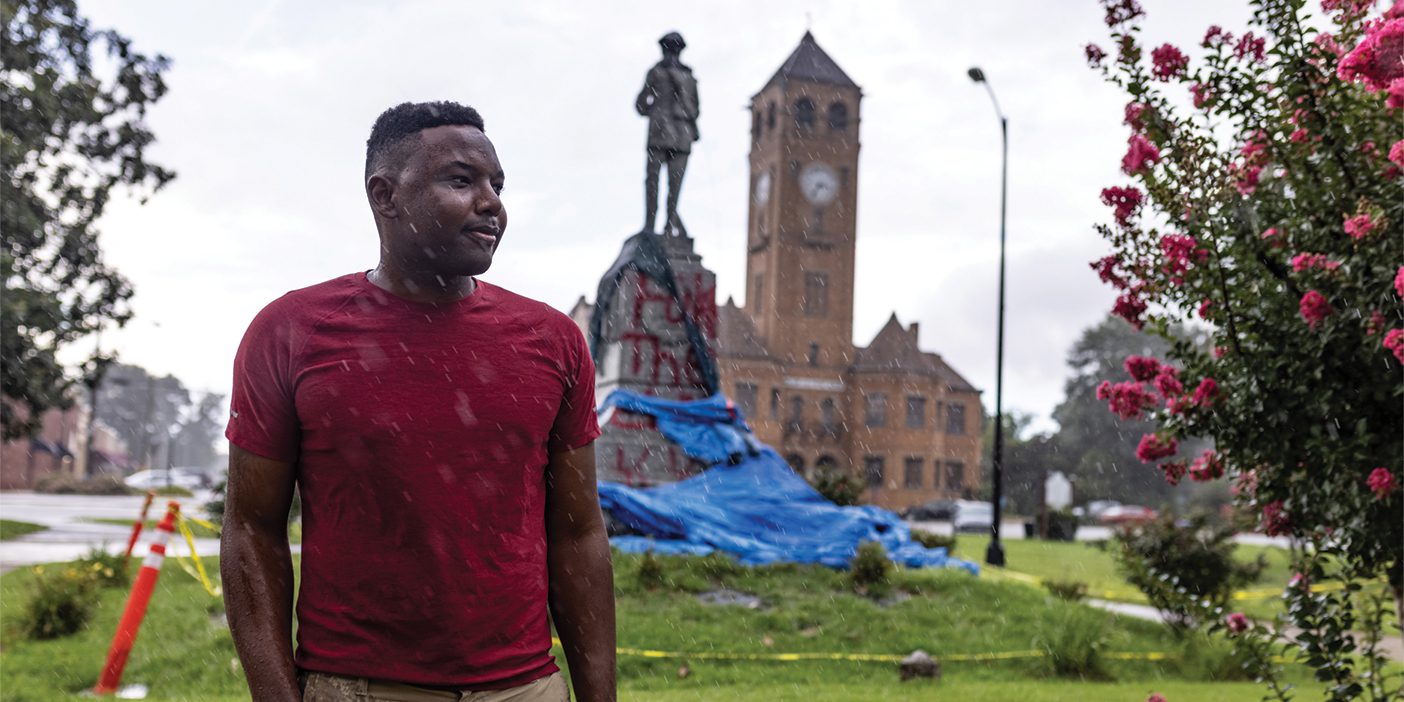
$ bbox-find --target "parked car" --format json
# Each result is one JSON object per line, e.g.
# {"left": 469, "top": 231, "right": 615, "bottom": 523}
{"left": 902, "top": 499, "right": 957, "bottom": 521}
{"left": 1084, "top": 499, "right": 1123, "bottom": 520}
{"left": 1098, "top": 504, "right": 1157, "bottom": 526}
{"left": 953, "top": 501, "right": 994, "bottom": 534}
{"left": 124, "top": 469, "right": 206, "bottom": 491}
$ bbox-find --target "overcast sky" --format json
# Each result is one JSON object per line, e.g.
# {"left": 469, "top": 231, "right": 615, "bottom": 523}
{"left": 75, "top": 0, "right": 1252, "bottom": 432}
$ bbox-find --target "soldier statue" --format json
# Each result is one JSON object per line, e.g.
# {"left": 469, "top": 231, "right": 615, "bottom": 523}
{"left": 636, "top": 31, "right": 699, "bottom": 237}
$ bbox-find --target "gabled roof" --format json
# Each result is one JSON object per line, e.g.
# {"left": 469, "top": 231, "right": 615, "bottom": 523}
{"left": 715, "top": 298, "right": 772, "bottom": 360}
{"left": 758, "top": 31, "right": 859, "bottom": 94}
{"left": 851, "top": 313, "right": 981, "bottom": 393}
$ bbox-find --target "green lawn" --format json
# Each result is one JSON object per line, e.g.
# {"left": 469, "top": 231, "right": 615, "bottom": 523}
{"left": 0, "top": 519, "right": 47, "bottom": 540}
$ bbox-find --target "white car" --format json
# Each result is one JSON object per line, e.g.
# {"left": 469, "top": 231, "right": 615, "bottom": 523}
{"left": 124, "top": 469, "right": 206, "bottom": 491}
{"left": 952, "top": 501, "right": 994, "bottom": 534}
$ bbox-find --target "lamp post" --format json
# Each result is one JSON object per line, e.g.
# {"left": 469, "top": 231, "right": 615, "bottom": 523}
{"left": 968, "top": 66, "right": 1007, "bottom": 568}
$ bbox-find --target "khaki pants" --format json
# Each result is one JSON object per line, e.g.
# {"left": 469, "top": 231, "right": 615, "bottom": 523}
{"left": 300, "top": 670, "right": 570, "bottom": 702}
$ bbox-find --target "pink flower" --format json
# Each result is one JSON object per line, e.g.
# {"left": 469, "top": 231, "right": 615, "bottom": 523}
{"left": 1124, "top": 102, "right": 1148, "bottom": 131}
{"left": 1213, "top": 346, "right": 1227, "bottom": 358}
{"left": 1198, "top": 299, "right": 1214, "bottom": 320}
{"left": 1261, "top": 227, "right": 1286, "bottom": 249}
{"left": 1337, "top": 18, "right": 1404, "bottom": 91}
{"left": 1315, "top": 32, "right": 1345, "bottom": 59}
{"left": 1389, "top": 139, "right": 1404, "bottom": 168}
{"left": 1232, "top": 469, "right": 1258, "bottom": 497}
{"left": 1101, "top": 185, "right": 1144, "bottom": 227}
{"left": 1191, "top": 82, "right": 1212, "bottom": 108}
{"left": 1234, "top": 32, "right": 1266, "bottom": 62}
{"left": 1091, "top": 255, "right": 1129, "bottom": 289}
{"left": 1226, "top": 612, "right": 1250, "bottom": 634}
{"left": 1394, "top": 265, "right": 1404, "bottom": 298}
{"left": 1344, "top": 213, "right": 1378, "bottom": 239}
{"left": 1154, "top": 367, "right": 1184, "bottom": 397}
{"left": 1160, "top": 461, "right": 1187, "bottom": 486}
{"left": 1289, "top": 128, "right": 1309, "bottom": 143}
{"left": 1385, "top": 329, "right": 1404, "bottom": 363}
{"left": 1387, "top": 78, "right": 1404, "bottom": 109}
{"left": 1103, "top": 0, "right": 1146, "bottom": 27}
{"left": 1288, "top": 572, "right": 1309, "bottom": 590}
{"left": 1086, "top": 43, "right": 1108, "bottom": 67}
{"left": 1189, "top": 450, "right": 1224, "bottom": 481}
{"left": 1112, "top": 293, "right": 1148, "bottom": 329}
{"left": 1148, "top": 694, "right": 1168, "bottom": 702}
{"left": 1098, "top": 380, "right": 1158, "bottom": 419}
{"left": 1203, "top": 25, "right": 1227, "bottom": 48}
{"left": 1367, "top": 310, "right": 1387, "bottom": 336}
{"left": 1299, "top": 290, "right": 1333, "bottom": 328}
{"left": 1192, "top": 378, "right": 1218, "bottom": 408}
{"left": 1122, "top": 133, "right": 1162, "bottom": 174}
{"left": 1324, "top": 0, "right": 1376, "bottom": 23}
{"left": 1137, "top": 434, "right": 1179, "bottom": 462}
{"left": 1232, "top": 164, "right": 1262, "bottom": 195}
{"left": 1151, "top": 43, "right": 1190, "bottom": 80}
{"left": 1262, "top": 500, "right": 1291, "bottom": 536}
{"left": 1367, "top": 467, "right": 1397, "bottom": 499}
{"left": 1124, "top": 355, "right": 1161, "bottom": 381}
{"left": 1160, "top": 234, "right": 1207, "bottom": 279}
{"left": 1291, "top": 252, "right": 1340, "bottom": 273}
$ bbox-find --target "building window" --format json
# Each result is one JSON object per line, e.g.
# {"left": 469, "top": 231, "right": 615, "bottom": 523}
{"left": 828, "top": 102, "right": 848, "bottom": 131}
{"left": 753, "top": 274, "right": 764, "bottom": 314}
{"left": 816, "top": 455, "right": 838, "bottom": 473}
{"left": 789, "top": 395, "right": 804, "bottom": 424}
{"left": 802, "top": 272, "right": 829, "bottom": 317}
{"left": 807, "top": 342, "right": 820, "bottom": 366}
{"left": 786, "top": 454, "right": 805, "bottom": 473}
{"left": 864, "top": 455, "right": 885, "bottom": 488}
{"left": 905, "top": 396, "right": 926, "bottom": 428}
{"left": 795, "top": 98, "right": 816, "bottom": 129}
{"left": 864, "top": 393, "right": 888, "bottom": 427}
{"left": 945, "top": 461, "right": 965, "bottom": 492}
{"left": 767, "top": 101, "right": 776, "bottom": 130}
{"left": 946, "top": 402, "right": 967, "bottom": 435}
{"left": 820, "top": 397, "right": 836, "bottom": 431}
{"left": 904, "top": 457, "right": 924, "bottom": 489}
{"left": 769, "top": 388, "right": 781, "bottom": 420}
{"left": 752, "top": 109, "right": 761, "bottom": 139}
{"left": 735, "top": 382, "right": 758, "bottom": 419}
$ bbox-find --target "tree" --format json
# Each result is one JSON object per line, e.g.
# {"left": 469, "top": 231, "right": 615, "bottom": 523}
{"left": 1086, "top": 0, "right": 1403, "bottom": 697}
{"left": 93, "top": 363, "right": 188, "bottom": 469}
{"left": 980, "top": 411, "right": 1074, "bottom": 514}
{"left": 1, "top": 0, "right": 174, "bottom": 438}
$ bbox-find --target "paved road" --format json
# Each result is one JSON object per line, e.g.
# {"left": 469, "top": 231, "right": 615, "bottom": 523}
{"left": 907, "top": 519, "right": 1292, "bottom": 548}
{"left": 0, "top": 491, "right": 228, "bottom": 573}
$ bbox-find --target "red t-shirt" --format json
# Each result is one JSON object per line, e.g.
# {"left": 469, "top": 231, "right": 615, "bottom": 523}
{"left": 225, "top": 272, "right": 600, "bottom": 688}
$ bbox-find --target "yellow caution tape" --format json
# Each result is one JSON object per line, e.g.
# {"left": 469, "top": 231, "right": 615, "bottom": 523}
{"left": 550, "top": 638, "right": 1179, "bottom": 664}
{"left": 174, "top": 512, "right": 221, "bottom": 597}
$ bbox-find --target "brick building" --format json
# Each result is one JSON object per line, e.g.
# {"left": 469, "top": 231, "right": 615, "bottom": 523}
{"left": 713, "top": 33, "right": 983, "bottom": 511}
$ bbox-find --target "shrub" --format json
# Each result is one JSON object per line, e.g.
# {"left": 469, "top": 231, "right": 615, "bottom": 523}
{"left": 32, "top": 473, "right": 79, "bottom": 494}
{"left": 76, "top": 547, "right": 131, "bottom": 589}
{"left": 1113, "top": 513, "right": 1264, "bottom": 633}
{"left": 808, "top": 468, "right": 864, "bottom": 506}
{"left": 1044, "top": 510, "right": 1079, "bottom": 541}
{"left": 21, "top": 566, "right": 99, "bottom": 640}
{"left": 848, "top": 541, "right": 892, "bottom": 598}
{"left": 73, "top": 474, "right": 133, "bottom": 496}
{"left": 1043, "top": 578, "right": 1089, "bottom": 602}
{"left": 1035, "top": 608, "right": 1110, "bottom": 679}
{"left": 1175, "top": 632, "right": 1258, "bottom": 682}
{"left": 910, "top": 530, "right": 956, "bottom": 553}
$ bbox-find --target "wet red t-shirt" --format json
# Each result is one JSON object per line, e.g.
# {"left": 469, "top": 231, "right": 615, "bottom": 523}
{"left": 226, "top": 272, "right": 600, "bottom": 688}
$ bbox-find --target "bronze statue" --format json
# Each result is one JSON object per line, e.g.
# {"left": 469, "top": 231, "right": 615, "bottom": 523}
{"left": 636, "top": 31, "right": 699, "bottom": 237}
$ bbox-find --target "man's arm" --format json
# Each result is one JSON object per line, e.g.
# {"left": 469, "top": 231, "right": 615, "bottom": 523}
{"left": 221, "top": 444, "right": 300, "bottom": 702}
{"left": 545, "top": 442, "right": 616, "bottom": 702}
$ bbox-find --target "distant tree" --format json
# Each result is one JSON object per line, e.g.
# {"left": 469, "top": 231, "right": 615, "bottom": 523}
{"left": 170, "top": 391, "right": 226, "bottom": 470}
{"left": 980, "top": 411, "right": 1073, "bottom": 514}
{"left": 1, "top": 0, "right": 174, "bottom": 438}
{"left": 94, "top": 363, "right": 189, "bottom": 469}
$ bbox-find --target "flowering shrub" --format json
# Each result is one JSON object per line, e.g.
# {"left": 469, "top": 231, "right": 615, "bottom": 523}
{"left": 1087, "top": 0, "right": 1402, "bottom": 697}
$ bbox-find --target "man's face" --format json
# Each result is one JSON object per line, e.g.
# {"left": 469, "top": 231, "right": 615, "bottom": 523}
{"left": 386, "top": 125, "right": 507, "bottom": 278}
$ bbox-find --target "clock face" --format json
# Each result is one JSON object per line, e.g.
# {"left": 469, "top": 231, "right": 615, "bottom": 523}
{"left": 754, "top": 171, "right": 772, "bottom": 206}
{"left": 800, "top": 163, "right": 838, "bottom": 205}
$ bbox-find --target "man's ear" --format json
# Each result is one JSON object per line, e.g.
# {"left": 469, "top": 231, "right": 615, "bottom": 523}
{"left": 367, "top": 172, "right": 399, "bottom": 219}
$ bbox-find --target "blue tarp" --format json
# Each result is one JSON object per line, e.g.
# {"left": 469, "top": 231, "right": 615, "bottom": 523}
{"left": 596, "top": 390, "right": 979, "bottom": 574}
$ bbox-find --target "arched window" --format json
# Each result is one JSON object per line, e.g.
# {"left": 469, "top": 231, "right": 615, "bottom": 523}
{"left": 794, "top": 98, "right": 816, "bottom": 129}
{"left": 786, "top": 454, "right": 806, "bottom": 472}
{"left": 820, "top": 397, "right": 836, "bottom": 431}
{"left": 828, "top": 102, "right": 848, "bottom": 131}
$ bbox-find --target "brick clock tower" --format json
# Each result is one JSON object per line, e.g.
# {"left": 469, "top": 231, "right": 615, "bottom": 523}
{"left": 745, "top": 31, "right": 860, "bottom": 371}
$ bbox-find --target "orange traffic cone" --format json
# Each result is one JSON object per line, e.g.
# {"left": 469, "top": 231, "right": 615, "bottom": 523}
{"left": 94, "top": 501, "right": 179, "bottom": 695}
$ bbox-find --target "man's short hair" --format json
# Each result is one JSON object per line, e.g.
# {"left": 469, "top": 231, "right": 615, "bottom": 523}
{"left": 365, "top": 101, "right": 486, "bottom": 179}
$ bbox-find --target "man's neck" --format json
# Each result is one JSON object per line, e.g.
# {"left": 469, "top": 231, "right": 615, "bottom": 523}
{"left": 367, "top": 264, "right": 476, "bottom": 305}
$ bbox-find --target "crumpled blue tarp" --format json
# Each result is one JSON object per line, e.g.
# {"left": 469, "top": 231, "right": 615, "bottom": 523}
{"left": 596, "top": 390, "right": 979, "bottom": 574}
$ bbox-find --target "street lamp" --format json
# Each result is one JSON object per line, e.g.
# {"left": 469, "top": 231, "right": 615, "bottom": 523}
{"left": 968, "top": 66, "right": 1008, "bottom": 568}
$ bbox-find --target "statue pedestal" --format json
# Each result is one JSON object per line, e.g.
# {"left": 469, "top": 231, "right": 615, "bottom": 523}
{"left": 592, "top": 233, "right": 718, "bottom": 485}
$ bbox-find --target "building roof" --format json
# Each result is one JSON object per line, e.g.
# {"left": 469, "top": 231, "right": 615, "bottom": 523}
{"left": 852, "top": 313, "right": 980, "bottom": 393}
{"left": 715, "top": 298, "right": 772, "bottom": 360}
{"left": 758, "top": 31, "right": 859, "bottom": 94}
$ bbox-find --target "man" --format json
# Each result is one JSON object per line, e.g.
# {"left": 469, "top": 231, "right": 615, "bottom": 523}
{"left": 221, "top": 101, "right": 616, "bottom": 702}
{"left": 635, "top": 31, "right": 699, "bottom": 237}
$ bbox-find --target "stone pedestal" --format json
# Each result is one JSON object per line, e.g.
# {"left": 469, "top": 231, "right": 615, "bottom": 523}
{"left": 593, "top": 233, "right": 718, "bottom": 485}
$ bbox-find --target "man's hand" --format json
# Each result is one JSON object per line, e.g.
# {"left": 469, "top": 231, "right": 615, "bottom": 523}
{"left": 545, "top": 443, "right": 616, "bottom": 702}
{"left": 221, "top": 444, "right": 301, "bottom": 702}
